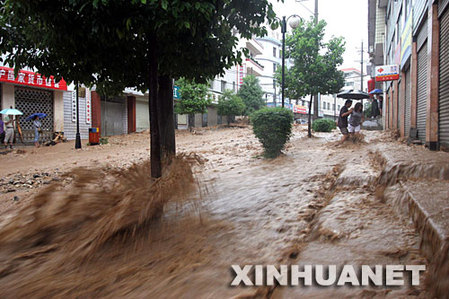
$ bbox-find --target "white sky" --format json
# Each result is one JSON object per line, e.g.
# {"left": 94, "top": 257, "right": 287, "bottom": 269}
{"left": 271, "top": 0, "right": 368, "bottom": 70}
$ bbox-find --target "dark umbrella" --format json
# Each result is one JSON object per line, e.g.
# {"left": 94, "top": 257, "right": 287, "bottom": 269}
{"left": 337, "top": 89, "right": 370, "bottom": 100}
{"left": 26, "top": 113, "right": 47, "bottom": 121}
{"left": 369, "top": 89, "right": 383, "bottom": 95}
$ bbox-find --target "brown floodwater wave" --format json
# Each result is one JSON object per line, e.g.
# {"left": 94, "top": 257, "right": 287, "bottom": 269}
{"left": 0, "top": 154, "right": 202, "bottom": 264}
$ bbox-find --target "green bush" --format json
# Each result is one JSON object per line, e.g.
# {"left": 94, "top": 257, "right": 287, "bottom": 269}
{"left": 217, "top": 90, "right": 246, "bottom": 125}
{"left": 250, "top": 107, "right": 294, "bottom": 158}
{"left": 312, "top": 118, "right": 336, "bottom": 132}
{"left": 364, "top": 103, "right": 372, "bottom": 118}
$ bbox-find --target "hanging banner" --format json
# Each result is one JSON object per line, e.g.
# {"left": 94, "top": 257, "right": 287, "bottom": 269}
{"left": 400, "top": 14, "right": 413, "bottom": 68}
{"left": 375, "top": 65, "right": 399, "bottom": 81}
{"left": 85, "top": 89, "right": 91, "bottom": 124}
{"left": 71, "top": 91, "right": 77, "bottom": 122}
{"left": 0, "top": 66, "right": 67, "bottom": 90}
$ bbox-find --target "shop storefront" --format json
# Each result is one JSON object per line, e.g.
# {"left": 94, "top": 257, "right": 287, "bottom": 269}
{"left": 0, "top": 66, "right": 67, "bottom": 143}
{"left": 439, "top": 0, "right": 449, "bottom": 149}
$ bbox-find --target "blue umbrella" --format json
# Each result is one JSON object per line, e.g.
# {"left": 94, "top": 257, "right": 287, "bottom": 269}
{"left": 26, "top": 113, "right": 47, "bottom": 121}
{"left": 369, "top": 89, "right": 383, "bottom": 94}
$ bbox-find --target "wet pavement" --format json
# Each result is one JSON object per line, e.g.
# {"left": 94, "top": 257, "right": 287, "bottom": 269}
{"left": 0, "top": 126, "right": 447, "bottom": 298}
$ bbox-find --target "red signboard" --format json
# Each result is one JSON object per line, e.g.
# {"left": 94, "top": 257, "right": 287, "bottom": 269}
{"left": 0, "top": 66, "right": 67, "bottom": 91}
{"left": 293, "top": 105, "right": 307, "bottom": 114}
{"left": 375, "top": 65, "right": 399, "bottom": 82}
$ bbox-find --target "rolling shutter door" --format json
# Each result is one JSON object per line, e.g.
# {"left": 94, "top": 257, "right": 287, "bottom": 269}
{"left": 397, "top": 81, "right": 402, "bottom": 129}
{"left": 15, "top": 87, "right": 54, "bottom": 143}
{"left": 417, "top": 42, "right": 428, "bottom": 143}
{"left": 405, "top": 68, "right": 412, "bottom": 138}
{"left": 416, "top": 20, "right": 428, "bottom": 143}
{"left": 136, "top": 99, "right": 149, "bottom": 132}
{"left": 439, "top": 8, "right": 449, "bottom": 148}
{"left": 101, "top": 100, "right": 126, "bottom": 136}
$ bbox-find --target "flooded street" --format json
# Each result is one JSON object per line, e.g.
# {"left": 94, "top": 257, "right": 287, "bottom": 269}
{"left": 0, "top": 125, "right": 446, "bottom": 298}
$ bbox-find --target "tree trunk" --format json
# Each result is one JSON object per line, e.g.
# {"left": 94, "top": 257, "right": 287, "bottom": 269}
{"left": 148, "top": 34, "right": 162, "bottom": 178}
{"left": 313, "top": 94, "right": 319, "bottom": 120}
{"left": 158, "top": 75, "right": 176, "bottom": 161}
{"left": 308, "top": 94, "right": 313, "bottom": 138}
{"left": 227, "top": 115, "right": 231, "bottom": 126}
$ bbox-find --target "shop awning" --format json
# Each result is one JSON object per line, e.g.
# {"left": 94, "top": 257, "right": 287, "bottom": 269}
{"left": 0, "top": 66, "right": 67, "bottom": 91}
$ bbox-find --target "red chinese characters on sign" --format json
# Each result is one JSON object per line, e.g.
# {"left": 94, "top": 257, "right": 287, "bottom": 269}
{"left": 85, "top": 90, "right": 91, "bottom": 124}
{"left": 375, "top": 65, "right": 399, "bottom": 82}
{"left": 0, "top": 66, "right": 67, "bottom": 90}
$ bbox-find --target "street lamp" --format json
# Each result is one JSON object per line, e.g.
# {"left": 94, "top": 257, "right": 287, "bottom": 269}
{"left": 75, "top": 83, "right": 82, "bottom": 149}
{"left": 276, "top": 15, "right": 301, "bottom": 108}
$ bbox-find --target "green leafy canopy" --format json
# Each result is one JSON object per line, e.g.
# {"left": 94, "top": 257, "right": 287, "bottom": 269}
{"left": 237, "top": 75, "right": 265, "bottom": 116}
{"left": 274, "top": 19, "right": 346, "bottom": 100}
{"left": 217, "top": 89, "right": 245, "bottom": 117}
{"left": 0, "top": 0, "right": 277, "bottom": 93}
{"left": 174, "top": 78, "right": 211, "bottom": 115}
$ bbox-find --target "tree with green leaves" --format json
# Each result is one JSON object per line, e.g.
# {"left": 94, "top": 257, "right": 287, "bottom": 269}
{"left": 217, "top": 90, "right": 245, "bottom": 125}
{"left": 0, "top": 0, "right": 276, "bottom": 177}
{"left": 275, "top": 19, "right": 345, "bottom": 137}
{"left": 237, "top": 75, "right": 265, "bottom": 115}
{"left": 174, "top": 78, "right": 211, "bottom": 127}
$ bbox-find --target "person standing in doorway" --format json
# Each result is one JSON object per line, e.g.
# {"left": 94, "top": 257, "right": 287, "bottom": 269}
{"left": 33, "top": 115, "right": 42, "bottom": 148}
{"left": 371, "top": 97, "right": 380, "bottom": 118}
{"left": 337, "top": 99, "right": 353, "bottom": 144}
{"left": 3, "top": 114, "right": 15, "bottom": 149}
{"left": 377, "top": 95, "right": 383, "bottom": 116}
{"left": 0, "top": 115, "right": 5, "bottom": 145}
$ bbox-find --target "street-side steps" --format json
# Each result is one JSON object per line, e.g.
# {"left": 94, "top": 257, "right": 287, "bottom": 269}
{"left": 379, "top": 149, "right": 449, "bottom": 298}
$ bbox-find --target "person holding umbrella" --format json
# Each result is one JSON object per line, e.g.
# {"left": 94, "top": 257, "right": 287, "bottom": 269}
{"left": 337, "top": 99, "right": 353, "bottom": 144}
{"left": 32, "top": 115, "right": 42, "bottom": 147}
{"left": 369, "top": 89, "right": 382, "bottom": 118}
{"left": 26, "top": 113, "right": 46, "bottom": 148}
{"left": 3, "top": 114, "right": 15, "bottom": 149}
{"left": 1, "top": 107, "right": 24, "bottom": 149}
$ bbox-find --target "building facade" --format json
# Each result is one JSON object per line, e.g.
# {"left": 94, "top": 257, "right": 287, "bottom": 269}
{"left": 0, "top": 66, "right": 68, "bottom": 143}
{"left": 369, "top": 0, "right": 449, "bottom": 150}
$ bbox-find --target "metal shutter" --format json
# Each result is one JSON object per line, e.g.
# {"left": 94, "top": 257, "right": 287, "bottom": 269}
{"left": 417, "top": 42, "right": 428, "bottom": 143}
{"left": 439, "top": 0, "right": 449, "bottom": 17}
{"left": 405, "top": 68, "right": 412, "bottom": 138}
{"left": 101, "top": 100, "right": 126, "bottom": 136}
{"left": 136, "top": 99, "right": 149, "bottom": 132}
{"left": 397, "top": 80, "right": 402, "bottom": 129}
{"left": 15, "top": 87, "right": 54, "bottom": 143}
{"left": 439, "top": 8, "right": 449, "bottom": 148}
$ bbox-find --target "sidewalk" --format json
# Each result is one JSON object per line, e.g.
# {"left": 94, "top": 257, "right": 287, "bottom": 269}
{"left": 377, "top": 142, "right": 449, "bottom": 297}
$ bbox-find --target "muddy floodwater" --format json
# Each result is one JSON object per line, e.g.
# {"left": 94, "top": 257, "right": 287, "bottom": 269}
{"left": 0, "top": 125, "right": 445, "bottom": 298}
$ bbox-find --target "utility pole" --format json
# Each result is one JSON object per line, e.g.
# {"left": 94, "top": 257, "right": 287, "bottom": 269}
{"left": 313, "top": 0, "right": 319, "bottom": 119}
{"left": 281, "top": 16, "right": 286, "bottom": 108}
{"left": 360, "top": 41, "right": 364, "bottom": 106}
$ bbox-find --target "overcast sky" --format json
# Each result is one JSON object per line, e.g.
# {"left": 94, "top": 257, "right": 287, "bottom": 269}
{"left": 271, "top": 0, "right": 368, "bottom": 70}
